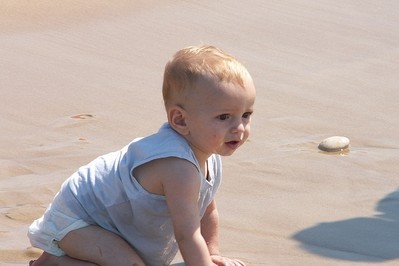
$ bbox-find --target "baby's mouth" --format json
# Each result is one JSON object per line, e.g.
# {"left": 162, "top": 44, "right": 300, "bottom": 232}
{"left": 225, "top": 140, "right": 241, "bottom": 149}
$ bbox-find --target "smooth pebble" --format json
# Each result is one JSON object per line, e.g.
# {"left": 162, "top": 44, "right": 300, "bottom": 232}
{"left": 318, "top": 136, "right": 350, "bottom": 152}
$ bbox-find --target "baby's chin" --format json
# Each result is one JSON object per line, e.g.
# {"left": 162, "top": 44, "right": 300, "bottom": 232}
{"left": 217, "top": 141, "right": 242, "bottom": 156}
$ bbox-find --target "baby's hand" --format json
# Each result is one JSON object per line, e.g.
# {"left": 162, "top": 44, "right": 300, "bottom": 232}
{"left": 210, "top": 255, "right": 246, "bottom": 266}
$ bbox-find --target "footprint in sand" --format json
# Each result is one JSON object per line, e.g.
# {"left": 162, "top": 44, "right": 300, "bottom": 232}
{"left": 41, "top": 114, "right": 96, "bottom": 146}
{"left": 70, "top": 114, "right": 94, "bottom": 142}
{"left": 71, "top": 114, "right": 95, "bottom": 120}
{"left": 50, "top": 114, "right": 95, "bottom": 129}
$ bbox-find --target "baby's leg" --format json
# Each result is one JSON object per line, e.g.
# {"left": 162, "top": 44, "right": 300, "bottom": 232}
{"left": 59, "top": 225, "right": 145, "bottom": 266}
{"left": 30, "top": 252, "right": 97, "bottom": 266}
{"left": 30, "top": 225, "right": 145, "bottom": 266}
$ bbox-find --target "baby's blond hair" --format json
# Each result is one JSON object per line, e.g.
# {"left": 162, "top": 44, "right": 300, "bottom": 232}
{"left": 162, "top": 45, "right": 251, "bottom": 107}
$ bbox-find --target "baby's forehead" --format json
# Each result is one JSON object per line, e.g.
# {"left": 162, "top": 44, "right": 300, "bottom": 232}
{"left": 189, "top": 79, "right": 251, "bottom": 102}
{"left": 192, "top": 73, "right": 252, "bottom": 92}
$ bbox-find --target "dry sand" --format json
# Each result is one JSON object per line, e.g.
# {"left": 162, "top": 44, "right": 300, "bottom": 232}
{"left": 1, "top": 1, "right": 399, "bottom": 265}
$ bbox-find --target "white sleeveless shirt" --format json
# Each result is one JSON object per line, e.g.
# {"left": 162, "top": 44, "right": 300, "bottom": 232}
{"left": 28, "top": 123, "right": 222, "bottom": 265}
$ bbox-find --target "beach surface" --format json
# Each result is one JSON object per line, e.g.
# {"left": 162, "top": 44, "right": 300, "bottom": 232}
{"left": 1, "top": 1, "right": 399, "bottom": 265}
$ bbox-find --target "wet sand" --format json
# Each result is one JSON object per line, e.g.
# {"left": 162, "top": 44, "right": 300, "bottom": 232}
{"left": 1, "top": 1, "right": 399, "bottom": 265}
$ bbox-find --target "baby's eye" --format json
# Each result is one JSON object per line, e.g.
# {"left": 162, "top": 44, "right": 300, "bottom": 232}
{"left": 242, "top": 112, "right": 253, "bottom": 119}
{"left": 218, "top": 114, "right": 230, "bottom": 121}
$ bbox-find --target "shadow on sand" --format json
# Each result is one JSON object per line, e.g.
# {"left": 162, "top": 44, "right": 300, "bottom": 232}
{"left": 292, "top": 189, "right": 399, "bottom": 262}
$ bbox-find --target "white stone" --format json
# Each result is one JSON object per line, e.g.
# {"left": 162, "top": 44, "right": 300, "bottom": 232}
{"left": 318, "top": 136, "right": 350, "bottom": 152}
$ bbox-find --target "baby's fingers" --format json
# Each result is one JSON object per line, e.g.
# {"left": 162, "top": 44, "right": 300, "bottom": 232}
{"left": 210, "top": 255, "right": 246, "bottom": 266}
{"left": 233, "top": 259, "right": 246, "bottom": 266}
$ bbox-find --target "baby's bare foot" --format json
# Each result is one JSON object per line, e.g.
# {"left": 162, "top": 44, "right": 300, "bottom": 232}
{"left": 29, "top": 252, "right": 58, "bottom": 266}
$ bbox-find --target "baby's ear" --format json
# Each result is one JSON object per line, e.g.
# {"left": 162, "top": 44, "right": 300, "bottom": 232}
{"left": 168, "top": 106, "right": 189, "bottom": 135}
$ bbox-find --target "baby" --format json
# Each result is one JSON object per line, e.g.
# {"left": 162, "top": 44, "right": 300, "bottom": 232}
{"left": 28, "top": 45, "right": 256, "bottom": 266}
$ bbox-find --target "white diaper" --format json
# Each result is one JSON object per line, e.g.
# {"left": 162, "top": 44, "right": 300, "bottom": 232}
{"left": 28, "top": 200, "right": 90, "bottom": 256}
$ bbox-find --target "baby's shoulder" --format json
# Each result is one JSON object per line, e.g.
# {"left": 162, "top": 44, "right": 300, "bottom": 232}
{"left": 133, "top": 157, "right": 199, "bottom": 195}
{"left": 139, "top": 157, "right": 198, "bottom": 178}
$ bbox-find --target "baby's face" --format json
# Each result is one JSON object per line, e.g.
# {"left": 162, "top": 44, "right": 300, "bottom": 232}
{"left": 182, "top": 76, "right": 256, "bottom": 162}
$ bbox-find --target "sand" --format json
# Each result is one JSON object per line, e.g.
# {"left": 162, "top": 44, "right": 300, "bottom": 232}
{"left": 1, "top": 1, "right": 399, "bottom": 265}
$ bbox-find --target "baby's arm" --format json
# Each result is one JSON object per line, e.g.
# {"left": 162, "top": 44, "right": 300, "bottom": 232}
{"left": 201, "top": 199, "right": 247, "bottom": 266}
{"left": 200, "top": 199, "right": 220, "bottom": 256}
{"left": 162, "top": 158, "right": 214, "bottom": 266}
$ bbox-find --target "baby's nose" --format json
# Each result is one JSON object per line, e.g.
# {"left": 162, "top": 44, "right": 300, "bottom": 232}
{"left": 231, "top": 119, "right": 245, "bottom": 133}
